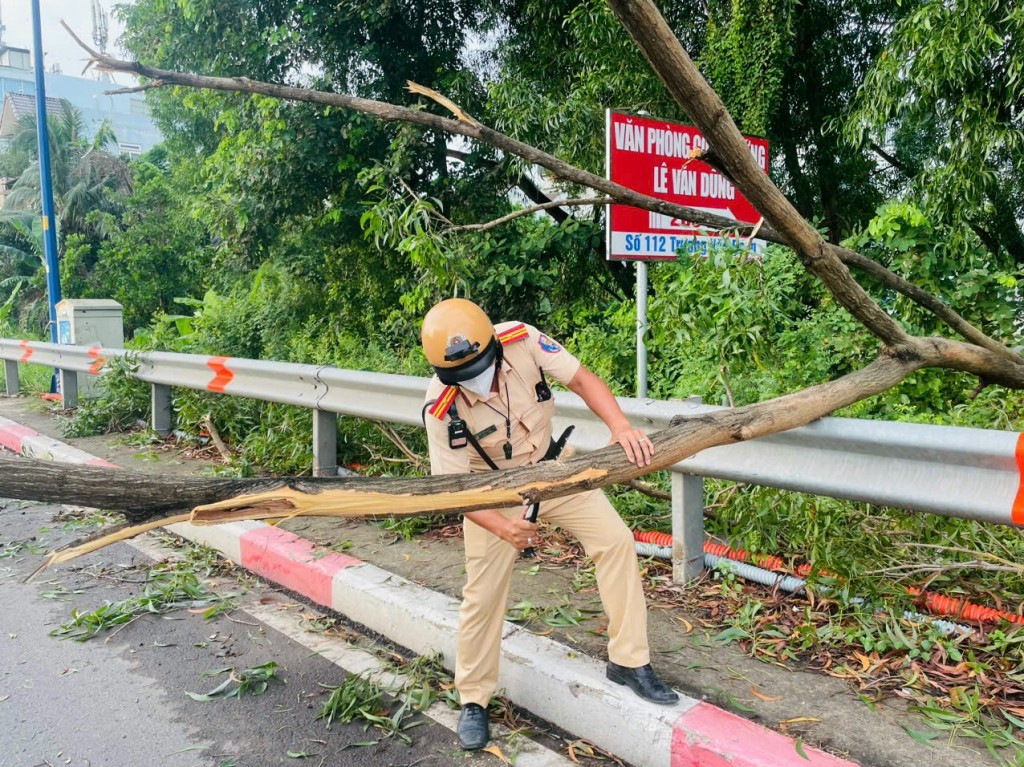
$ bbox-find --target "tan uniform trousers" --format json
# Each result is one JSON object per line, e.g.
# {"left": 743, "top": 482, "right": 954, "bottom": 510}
{"left": 456, "top": 488, "right": 651, "bottom": 707}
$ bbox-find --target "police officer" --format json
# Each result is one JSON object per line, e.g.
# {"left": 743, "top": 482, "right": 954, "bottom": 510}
{"left": 421, "top": 298, "right": 678, "bottom": 751}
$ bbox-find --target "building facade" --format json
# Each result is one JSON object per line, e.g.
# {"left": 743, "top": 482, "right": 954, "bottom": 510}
{"left": 0, "top": 44, "right": 161, "bottom": 156}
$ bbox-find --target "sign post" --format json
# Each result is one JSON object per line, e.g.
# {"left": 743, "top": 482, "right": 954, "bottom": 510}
{"left": 30, "top": 0, "right": 62, "bottom": 393}
{"left": 605, "top": 110, "right": 770, "bottom": 395}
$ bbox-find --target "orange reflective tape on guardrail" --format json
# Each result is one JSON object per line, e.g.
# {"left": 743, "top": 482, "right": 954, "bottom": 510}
{"left": 87, "top": 345, "right": 106, "bottom": 374}
{"left": 206, "top": 356, "right": 234, "bottom": 393}
{"left": 1013, "top": 433, "right": 1024, "bottom": 525}
{"left": 19, "top": 340, "right": 32, "bottom": 362}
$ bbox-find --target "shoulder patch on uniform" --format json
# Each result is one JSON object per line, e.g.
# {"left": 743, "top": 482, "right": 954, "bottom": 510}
{"left": 427, "top": 385, "right": 459, "bottom": 419}
{"left": 538, "top": 333, "right": 561, "bottom": 353}
{"left": 497, "top": 323, "right": 529, "bottom": 346}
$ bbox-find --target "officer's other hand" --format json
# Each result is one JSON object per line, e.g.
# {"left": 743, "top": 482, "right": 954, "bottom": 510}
{"left": 610, "top": 426, "right": 654, "bottom": 467}
{"left": 503, "top": 518, "right": 540, "bottom": 550}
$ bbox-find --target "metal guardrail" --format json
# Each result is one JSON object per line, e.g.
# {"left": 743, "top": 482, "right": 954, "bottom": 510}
{"left": 3, "top": 338, "right": 1022, "bottom": 582}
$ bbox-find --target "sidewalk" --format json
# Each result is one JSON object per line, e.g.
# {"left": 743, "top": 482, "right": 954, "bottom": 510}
{"left": 0, "top": 394, "right": 993, "bottom": 767}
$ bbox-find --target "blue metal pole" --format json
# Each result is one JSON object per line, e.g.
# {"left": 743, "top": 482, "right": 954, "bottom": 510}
{"left": 30, "top": 0, "right": 62, "bottom": 347}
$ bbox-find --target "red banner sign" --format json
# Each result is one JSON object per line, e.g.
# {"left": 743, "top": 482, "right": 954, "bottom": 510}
{"left": 605, "top": 110, "right": 770, "bottom": 260}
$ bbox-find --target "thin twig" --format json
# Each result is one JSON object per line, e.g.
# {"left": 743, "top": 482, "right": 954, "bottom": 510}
{"left": 867, "top": 561, "right": 1024, "bottom": 576}
{"left": 620, "top": 479, "right": 671, "bottom": 501}
{"left": 105, "top": 80, "right": 166, "bottom": 96}
{"left": 718, "top": 365, "right": 736, "bottom": 408}
{"left": 202, "top": 414, "right": 232, "bottom": 462}
{"left": 896, "top": 542, "right": 1024, "bottom": 571}
{"left": 370, "top": 421, "right": 427, "bottom": 471}
{"left": 968, "top": 379, "right": 989, "bottom": 399}
{"left": 450, "top": 197, "right": 614, "bottom": 232}
{"left": 743, "top": 217, "right": 765, "bottom": 249}
{"left": 224, "top": 612, "right": 260, "bottom": 627}
{"left": 396, "top": 177, "right": 455, "bottom": 226}
{"left": 104, "top": 611, "right": 149, "bottom": 643}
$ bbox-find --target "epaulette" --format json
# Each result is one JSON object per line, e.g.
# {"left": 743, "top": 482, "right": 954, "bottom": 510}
{"left": 497, "top": 323, "right": 528, "bottom": 346}
{"left": 427, "top": 384, "right": 459, "bottom": 420}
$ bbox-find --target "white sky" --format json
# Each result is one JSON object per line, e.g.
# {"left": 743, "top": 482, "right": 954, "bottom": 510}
{"left": 1, "top": 1, "right": 132, "bottom": 82}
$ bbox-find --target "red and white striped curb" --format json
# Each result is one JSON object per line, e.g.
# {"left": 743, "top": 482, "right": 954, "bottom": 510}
{"left": 0, "top": 415, "right": 115, "bottom": 467}
{"left": 2, "top": 415, "right": 859, "bottom": 767}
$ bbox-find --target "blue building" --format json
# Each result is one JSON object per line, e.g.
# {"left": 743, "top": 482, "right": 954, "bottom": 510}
{"left": 0, "top": 44, "right": 161, "bottom": 156}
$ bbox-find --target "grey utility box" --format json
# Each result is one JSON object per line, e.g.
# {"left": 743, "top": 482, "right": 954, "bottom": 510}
{"left": 55, "top": 299, "right": 124, "bottom": 397}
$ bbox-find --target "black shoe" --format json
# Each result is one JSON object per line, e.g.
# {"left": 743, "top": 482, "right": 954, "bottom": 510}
{"left": 457, "top": 703, "right": 490, "bottom": 750}
{"left": 606, "top": 662, "right": 680, "bottom": 705}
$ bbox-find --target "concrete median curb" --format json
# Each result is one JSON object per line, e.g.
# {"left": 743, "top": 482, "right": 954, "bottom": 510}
{"left": 2, "top": 415, "right": 860, "bottom": 767}
{"left": 0, "top": 415, "right": 116, "bottom": 467}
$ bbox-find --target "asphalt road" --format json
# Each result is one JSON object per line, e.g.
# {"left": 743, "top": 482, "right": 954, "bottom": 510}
{"left": 0, "top": 499, "right": 492, "bottom": 767}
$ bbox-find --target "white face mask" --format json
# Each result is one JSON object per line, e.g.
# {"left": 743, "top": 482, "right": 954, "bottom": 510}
{"left": 460, "top": 364, "right": 496, "bottom": 398}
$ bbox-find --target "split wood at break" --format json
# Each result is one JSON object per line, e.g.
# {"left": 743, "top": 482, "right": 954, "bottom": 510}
{"left": 6, "top": 351, "right": 945, "bottom": 572}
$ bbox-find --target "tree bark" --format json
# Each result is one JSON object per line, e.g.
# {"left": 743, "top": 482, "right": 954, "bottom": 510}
{"left": 61, "top": 23, "right": 1021, "bottom": 369}
{"left": 7, "top": 351, "right": 929, "bottom": 567}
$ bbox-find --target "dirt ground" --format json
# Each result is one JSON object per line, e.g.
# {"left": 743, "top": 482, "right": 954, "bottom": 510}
{"left": 0, "top": 393, "right": 1000, "bottom": 767}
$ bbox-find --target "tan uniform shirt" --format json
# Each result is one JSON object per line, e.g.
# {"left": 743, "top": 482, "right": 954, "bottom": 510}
{"left": 424, "top": 322, "right": 581, "bottom": 475}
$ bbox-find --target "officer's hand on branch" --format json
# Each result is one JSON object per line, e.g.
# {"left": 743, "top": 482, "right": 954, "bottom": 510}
{"left": 609, "top": 425, "right": 655, "bottom": 467}
{"left": 567, "top": 367, "right": 654, "bottom": 468}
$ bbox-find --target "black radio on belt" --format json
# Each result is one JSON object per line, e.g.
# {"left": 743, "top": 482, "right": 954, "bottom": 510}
{"left": 448, "top": 415, "right": 469, "bottom": 449}
{"left": 535, "top": 367, "right": 552, "bottom": 402}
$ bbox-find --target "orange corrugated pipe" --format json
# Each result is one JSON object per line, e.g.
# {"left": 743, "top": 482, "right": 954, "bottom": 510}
{"left": 633, "top": 530, "right": 789, "bottom": 572}
{"left": 906, "top": 587, "right": 1024, "bottom": 626}
{"left": 634, "top": 530, "right": 1024, "bottom": 627}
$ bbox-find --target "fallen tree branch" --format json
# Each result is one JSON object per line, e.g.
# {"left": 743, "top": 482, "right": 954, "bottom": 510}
{"left": 57, "top": 19, "right": 1019, "bottom": 362}
{"left": 26, "top": 14, "right": 1021, "bottom": 574}
{"left": 7, "top": 349, "right": 939, "bottom": 569}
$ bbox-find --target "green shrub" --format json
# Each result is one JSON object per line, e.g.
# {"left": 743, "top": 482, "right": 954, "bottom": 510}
{"left": 62, "top": 356, "right": 151, "bottom": 437}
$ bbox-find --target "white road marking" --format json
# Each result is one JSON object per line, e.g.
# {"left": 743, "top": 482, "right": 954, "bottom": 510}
{"left": 128, "top": 533, "right": 578, "bottom": 767}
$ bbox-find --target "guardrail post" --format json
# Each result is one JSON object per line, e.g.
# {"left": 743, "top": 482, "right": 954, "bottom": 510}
{"left": 313, "top": 410, "right": 338, "bottom": 478}
{"left": 59, "top": 369, "right": 78, "bottom": 409}
{"left": 671, "top": 470, "right": 705, "bottom": 582}
{"left": 152, "top": 383, "right": 172, "bottom": 436}
{"left": 4, "top": 360, "right": 19, "bottom": 395}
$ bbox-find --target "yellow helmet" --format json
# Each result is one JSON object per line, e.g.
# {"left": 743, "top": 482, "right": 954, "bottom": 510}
{"left": 421, "top": 298, "right": 500, "bottom": 385}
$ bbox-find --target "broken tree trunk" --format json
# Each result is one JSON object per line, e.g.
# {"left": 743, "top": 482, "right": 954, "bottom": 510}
{"left": 21, "top": 6, "right": 1020, "bottom": 567}
{"left": 3, "top": 353, "right": 928, "bottom": 567}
